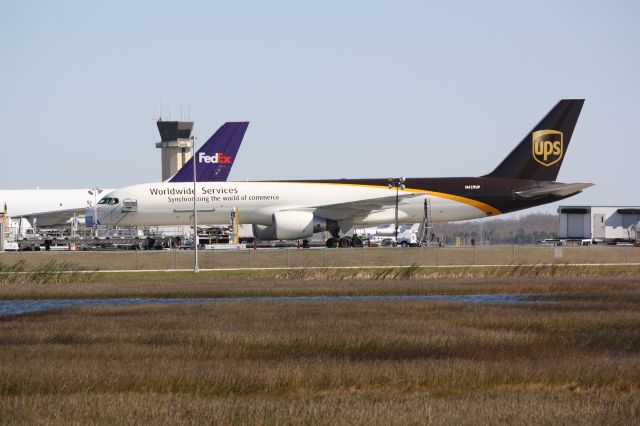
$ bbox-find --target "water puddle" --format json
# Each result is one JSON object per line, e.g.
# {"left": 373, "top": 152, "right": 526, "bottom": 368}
{"left": 0, "top": 294, "right": 555, "bottom": 317}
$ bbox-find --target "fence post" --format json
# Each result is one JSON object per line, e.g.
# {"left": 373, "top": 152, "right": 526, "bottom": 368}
{"left": 323, "top": 247, "right": 326, "bottom": 267}
{"left": 97, "top": 251, "right": 101, "bottom": 271}
{"left": 512, "top": 244, "right": 515, "bottom": 264}
{"left": 287, "top": 247, "right": 290, "bottom": 268}
{"left": 361, "top": 245, "right": 365, "bottom": 267}
{"left": 174, "top": 249, "right": 177, "bottom": 270}
{"left": 249, "top": 248, "right": 252, "bottom": 268}
{"left": 436, "top": 248, "right": 439, "bottom": 267}
{"left": 473, "top": 246, "right": 476, "bottom": 265}
{"left": 135, "top": 250, "right": 138, "bottom": 271}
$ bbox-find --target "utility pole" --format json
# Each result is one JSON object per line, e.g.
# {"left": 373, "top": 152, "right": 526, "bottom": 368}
{"left": 88, "top": 188, "right": 103, "bottom": 236}
{"left": 388, "top": 177, "right": 406, "bottom": 243}
{"left": 0, "top": 203, "right": 6, "bottom": 252}
{"left": 192, "top": 135, "right": 199, "bottom": 273}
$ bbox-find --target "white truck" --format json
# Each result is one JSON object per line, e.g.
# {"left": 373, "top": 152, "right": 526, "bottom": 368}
{"left": 395, "top": 224, "right": 420, "bottom": 247}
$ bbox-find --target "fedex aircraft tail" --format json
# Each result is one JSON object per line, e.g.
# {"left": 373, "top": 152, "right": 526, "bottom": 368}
{"left": 169, "top": 122, "right": 249, "bottom": 183}
{"left": 484, "top": 99, "right": 584, "bottom": 181}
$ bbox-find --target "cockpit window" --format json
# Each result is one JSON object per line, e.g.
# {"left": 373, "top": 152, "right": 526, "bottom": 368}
{"left": 98, "top": 198, "right": 120, "bottom": 205}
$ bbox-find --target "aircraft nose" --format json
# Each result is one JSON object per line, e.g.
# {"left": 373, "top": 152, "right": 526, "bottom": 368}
{"left": 94, "top": 206, "right": 102, "bottom": 225}
{"left": 95, "top": 206, "right": 108, "bottom": 225}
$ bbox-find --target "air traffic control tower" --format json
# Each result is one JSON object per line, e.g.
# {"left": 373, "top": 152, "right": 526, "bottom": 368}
{"left": 156, "top": 119, "right": 194, "bottom": 181}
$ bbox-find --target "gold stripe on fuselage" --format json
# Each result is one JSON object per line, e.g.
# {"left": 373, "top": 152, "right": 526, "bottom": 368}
{"left": 259, "top": 181, "right": 502, "bottom": 217}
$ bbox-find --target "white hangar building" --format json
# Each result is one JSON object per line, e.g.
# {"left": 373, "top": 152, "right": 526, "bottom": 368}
{"left": 558, "top": 206, "right": 640, "bottom": 243}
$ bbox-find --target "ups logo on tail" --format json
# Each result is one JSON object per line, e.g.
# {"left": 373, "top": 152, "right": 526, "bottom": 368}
{"left": 532, "top": 130, "right": 563, "bottom": 167}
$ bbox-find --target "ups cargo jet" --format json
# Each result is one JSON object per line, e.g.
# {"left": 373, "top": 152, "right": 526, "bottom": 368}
{"left": 96, "top": 100, "right": 593, "bottom": 243}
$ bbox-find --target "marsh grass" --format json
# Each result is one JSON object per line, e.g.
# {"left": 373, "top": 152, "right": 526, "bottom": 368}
{"left": 0, "top": 260, "right": 93, "bottom": 285}
{"left": 1, "top": 272, "right": 639, "bottom": 301}
{"left": 0, "top": 270, "right": 640, "bottom": 301}
{"left": 0, "top": 249, "right": 638, "bottom": 291}
{"left": 1, "top": 392, "right": 638, "bottom": 425}
{"left": 272, "top": 263, "right": 640, "bottom": 281}
{"left": 1, "top": 282, "right": 639, "bottom": 424}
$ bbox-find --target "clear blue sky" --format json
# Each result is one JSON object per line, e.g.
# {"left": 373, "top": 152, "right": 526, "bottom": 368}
{"left": 1, "top": 0, "right": 638, "bottom": 214}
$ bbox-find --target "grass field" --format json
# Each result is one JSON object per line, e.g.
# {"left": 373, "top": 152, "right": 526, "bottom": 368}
{"left": 1, "top": 263, "right": 639, "bottom": 299}
{"left": 1, "top": 271, "right": 640, "bottom": 424}
{"left": 1, "top": 245, "right": 639, "bottom": 272}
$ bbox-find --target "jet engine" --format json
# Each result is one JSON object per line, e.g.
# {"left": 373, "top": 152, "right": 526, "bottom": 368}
{"left": 252, "top": 211, "right": 335, "bottom": 240}
{"left": 252, "top": 224, "right": 277, "bottom": 240}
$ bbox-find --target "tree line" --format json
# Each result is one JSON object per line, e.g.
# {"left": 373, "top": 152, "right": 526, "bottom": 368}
{"left": 434, "top": 213, "right": 558, "bottom": 245}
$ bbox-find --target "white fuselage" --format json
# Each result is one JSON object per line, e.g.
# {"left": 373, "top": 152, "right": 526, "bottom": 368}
{"left": 97, "top": 181, "right": 486, "bottom": 227}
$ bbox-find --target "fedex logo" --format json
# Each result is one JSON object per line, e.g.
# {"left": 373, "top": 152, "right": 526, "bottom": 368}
{"left": 198, "top": 152, "right": 232, "bottom": 164}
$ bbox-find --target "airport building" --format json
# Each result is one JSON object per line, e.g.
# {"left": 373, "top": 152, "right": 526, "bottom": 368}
{"left": 558, "top": 206, "right": 640, "bottom": 243}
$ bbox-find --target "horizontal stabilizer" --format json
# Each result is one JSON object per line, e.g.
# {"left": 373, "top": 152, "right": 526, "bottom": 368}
{"left": 515, "top": 182, "right": 594, "bottom": 198}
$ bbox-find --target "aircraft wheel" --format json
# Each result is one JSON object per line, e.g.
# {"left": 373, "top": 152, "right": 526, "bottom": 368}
{"left": 340, "top": 237, "right": 351, "bottom": 248}
{"left": 401, "top": 241, "right": 408, "bottom": 248}
{"left": 326, "top": 238, "right": 339, "bottom": 248}
{"left": 352, "top": 236, "right": 363, "bottom": 248}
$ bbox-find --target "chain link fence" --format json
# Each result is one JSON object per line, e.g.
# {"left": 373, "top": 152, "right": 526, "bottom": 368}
{"left": 1, "top": 246, "right": 639, "bottom": 271}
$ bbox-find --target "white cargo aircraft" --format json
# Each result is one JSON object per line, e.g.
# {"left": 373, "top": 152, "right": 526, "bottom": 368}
{"left": 0, "top": 189, "right": 111, "bottom": 228}
{"left": 97, "top": 100, "right": 593, "bottom": 246}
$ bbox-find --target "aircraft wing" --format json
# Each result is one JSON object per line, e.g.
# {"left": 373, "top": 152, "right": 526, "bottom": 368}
{"left": 298, "top": 193, "right": 422, "bottom": 221}
{"left": 18, "top": 208, "right": 87, "bottom": 227}
{"left": 515, "top": 182, "right": 594, "bottom": 198}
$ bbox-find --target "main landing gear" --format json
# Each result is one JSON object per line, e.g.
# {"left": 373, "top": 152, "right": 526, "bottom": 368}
{"left": 325, "top": 235, "right": 364, "bottom": 248}
{"left": 324, "top": 220, "right": 364, "bottom": 248}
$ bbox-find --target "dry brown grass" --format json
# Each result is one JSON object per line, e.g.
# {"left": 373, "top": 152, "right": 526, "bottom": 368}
{"left": 2, "top": 392, "right": 637, "bottom": 425}
{"left": 0, "top": 274, "right": 639, "bottom": 300}
{"left": 1, "top": 280, "right": 640, "bottom": 424}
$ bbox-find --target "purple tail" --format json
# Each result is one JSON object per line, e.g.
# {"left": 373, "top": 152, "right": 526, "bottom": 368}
{"left": 169, "top": 122, "right": 249, "bottom": 182}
